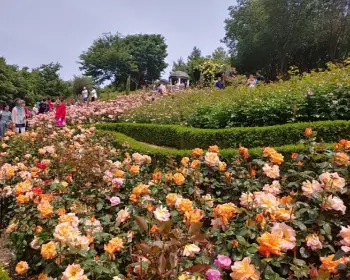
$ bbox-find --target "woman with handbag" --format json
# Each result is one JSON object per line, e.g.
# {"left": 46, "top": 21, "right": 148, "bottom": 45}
{"left": 11, "top": 99, "right": 26, "bottom": 134}
{"left": 0, "top": 105, "right": 12, "bottom": 137}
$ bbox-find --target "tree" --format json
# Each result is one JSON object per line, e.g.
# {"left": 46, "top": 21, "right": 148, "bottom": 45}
{"left": 172, "top": 57, "right": 188, "bottom": 72}
{"left": 210, "top": 47, "right": 231, "bottom": 66}
{"left": 223, "top": 0, "right": 350, "bottom": 79}
{"left": 187, "top": 47, "right": 202, "bottom": 61}
{"left": 79, "top": 33, "right": 168, "bottom": 91}
{"left": 72, "top": 76, "right": 93, "bottom": 97}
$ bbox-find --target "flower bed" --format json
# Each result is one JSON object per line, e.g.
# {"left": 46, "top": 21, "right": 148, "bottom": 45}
{"left": 29, "top": 94, "right": 150, "bottom": 127}
{"left": 97, "top": 120, "right": 350, "bottom": 149}
{"left": 0, "top": 125, "right": 350, "bottom": 279}
{"left": 121, "top": 64, "right": 350, "bottom": 128}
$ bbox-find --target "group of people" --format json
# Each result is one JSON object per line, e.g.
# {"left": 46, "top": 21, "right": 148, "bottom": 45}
{"left": 82, "top": 87, "right": 98, "bottom": 103}
{"left": 0, "top": 97, "right": 67, "bottom": 137}
{"left": 215, "top": 68, "right": 266, "bottom": 90}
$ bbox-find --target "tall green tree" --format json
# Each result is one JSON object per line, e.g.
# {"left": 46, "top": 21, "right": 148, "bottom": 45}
{"left": 210, "top": 47, "right": 231, "bottom": 66}
{"left": 224, "top": 0, "right": 350, "bottom": 79}
{"left": 79, "top": 33, "right": 168, "bottom": 91}
{"left": 172, "top": 57, "right": 188, "bottom": 72}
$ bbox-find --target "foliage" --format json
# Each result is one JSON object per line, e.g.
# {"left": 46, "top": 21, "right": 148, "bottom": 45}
{"left": 172, "top": 57, "right": 188, "bottom": 73}
{"left": 1, "top": 124, "right": 350, "bottom": 279}
{"left": 0, "top": 57, "right": 72, "bottom": 106}
{"left": 72, "top": 76, "right": 94, "bottom": 97}
{"left": 79, "top": 33, "right": 168, "bottom": 91}
{"left": 0, "top": 265, "right": 10, "bottom": 280}
{"left": 197, "top": 60, "right": 224, "bottom": 87}
{"left": 224, "top": 0, "right": 350, "bottom": 79}
{"left": 121, "top": 63, "right": 350, "bottom": 128}
{"left": 209, "top": 47, "right": 231, "bottom": 66}
{"left": 97, "top": 120, "right": 350, "bottom": 149}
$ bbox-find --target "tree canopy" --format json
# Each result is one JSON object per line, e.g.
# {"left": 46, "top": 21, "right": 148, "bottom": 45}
{"left": 79, "top": 33, "right": 168, "bottom": 90}
{"left": 224, "top": 0, "right": 350, "bottom": 79}
{"left": 0, "top": 58, "right": 71, "bottom": 106}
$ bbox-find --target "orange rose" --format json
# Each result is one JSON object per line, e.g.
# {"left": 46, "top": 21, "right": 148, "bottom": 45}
{"left": 291, "top": 153, "right": 298, "bottom": 160}
{"left": 151, "top": 225, "right": 158, "bottom": 234}
{"left": 16, "top": 194, "right": 30, "bottom": 204}
{"left": 114, "top": 170, "right": 125, "bottom": 178}
{"left": 255, "top": 213, "right": 266, "bottom": 229}
{"left": 257, "top": 232, "right": 283, "bottom": 257}
{"left": 213, "top": 203, "right": 238, "bottom": 224}
{"left": 166, "top": 193, "right": 179, "bottom": 206}
{"left": 190, "top": 160, "right": 201, "bottom": 169}
{"left": 15, "top": 261, "right": 28, "bottom": 274}
{"left": 176, "top": 199, "right": 193, "bottom": 214}
{"left": 129, "top": 165, "right": 140, "bottom": 175}
{"left": 263, "top": 147, "right": 277, "bottom": 157}
{"left": 270, "top": 152, "right": 284, "bottom": 165}
{"left": 104, "top": 237, "right": 124, "bottom": 255}
{"left": 320, "top": 255, "right": 344, "bottom": 273}
{"left": 239, "top": 146, "right": 249, "bottom": 159}
{"left": 208, "top": 145, "right": 220, "bottom": 153}
{"left": 181, "top": 157, "right": 190, "bottom": 167}
{"left": 152, "top": 171, "right": 162, "bottom": 182}
{"left": 304, "top": 127, "right": 313, "bottom": 137}
{"left": 173, "top": 173, "right": 185, "bottom": 186}
{"left": 41, "top": 241, "right": 57, "bottom": 260}
{"left": 334, "top": 152, "right": 349, "bottom": 166}
{"left": 184, "top": 209, "right": 204, "bottom": 225}
{"left": 219, "top": 162, "right": 227, "bottom": 171}
{"left": 191, "top": 148, "right": 204, "bottom": 157}
{"left": 37, "top": 201, "right": 53, "bottom": 218}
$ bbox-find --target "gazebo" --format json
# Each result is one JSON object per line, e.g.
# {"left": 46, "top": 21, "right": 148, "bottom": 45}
{"left": 169, "top": 71, "right": 190, "bottom": 86}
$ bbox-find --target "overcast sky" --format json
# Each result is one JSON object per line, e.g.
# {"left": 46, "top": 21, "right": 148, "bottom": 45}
{"left": 0, "top": 0, "right": 234, "bottom": 81}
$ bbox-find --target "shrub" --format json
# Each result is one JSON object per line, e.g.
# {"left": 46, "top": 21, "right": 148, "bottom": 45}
{"left": 97, "top": 120, "right": 350, "bottom": 149}
{"left": 121, "top": 64, "right": 350, "bottom": 128}
{"left": 0, "top": 266, "right": 10, "bottom": 280}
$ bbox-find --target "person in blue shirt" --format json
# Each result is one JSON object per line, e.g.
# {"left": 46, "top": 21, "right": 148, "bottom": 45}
{"left": 215, "top": 77, "right": 224, "bottom": 89}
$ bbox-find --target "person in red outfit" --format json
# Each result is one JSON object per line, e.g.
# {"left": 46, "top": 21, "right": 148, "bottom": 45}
{"left": 55, "top": 97, "right": 66, "bottom": 127}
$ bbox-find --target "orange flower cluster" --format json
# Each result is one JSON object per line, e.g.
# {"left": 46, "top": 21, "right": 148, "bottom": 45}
{"left": 129, "top": 184, "right": 149, "bottom": 203}
{"left": 213, "top": 203, "right": 238, "bottom": 224}
{"left": 239, "top": 146, "right": 249, "bottom": 159}
{"left": 263, "top": 147, "right": 284, "bottom": 165}
{"left": 104, "top": 237, "right": 124, "bottom": 256}
{"left": 152, "top": 171, "right": 162, "bottom": 182}
{"left": 176, "top": 198, "right": 193, "bottom": 214}
{"left": 41, "top": 241, "right": 57, "bottom": 260}
{"left": 184, "top": 209, "right": 204, "bottom": 225}
{"left": 304, "top": 127, "right": 313, "bottom": 137}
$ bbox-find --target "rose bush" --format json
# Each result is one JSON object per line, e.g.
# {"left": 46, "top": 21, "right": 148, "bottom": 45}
{"left": 29, "top": 93, "right": 150, "bottom": 127}
{"left": 0, "top": 124, "right": 349, "bottom": 279}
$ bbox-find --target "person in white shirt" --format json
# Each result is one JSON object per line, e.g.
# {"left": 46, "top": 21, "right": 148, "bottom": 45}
{"left": 90, "top": 88, "right": 98, "bottom": 102}
{"left": 82, "top": 87, "right": 89, "bottom": 102}
{"left": 11, "top": 99, "right": 26, "bottom": 134}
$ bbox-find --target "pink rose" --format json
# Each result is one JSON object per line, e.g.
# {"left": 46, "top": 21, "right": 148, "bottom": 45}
{"left": 109, "top": 196, "right": 121, "bottom": 206}
{"left": 213, "top": 255, "right": 232, "bottom": 269}
{"left": 206, "top": 269, "right": 221, "bottom": 280}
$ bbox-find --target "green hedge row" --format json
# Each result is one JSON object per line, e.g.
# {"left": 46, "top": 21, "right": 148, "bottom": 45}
{"left": 96, "top": 120, "right": 350, "bottom": 149}
{"left": 96, "top": 130, "right": 334, "bottom": 166}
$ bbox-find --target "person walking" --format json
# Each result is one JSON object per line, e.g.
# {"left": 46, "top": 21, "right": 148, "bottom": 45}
{"left": 90, "top": 87, "right": 98, "bottom": 102}
{"left": 0, "top": 105, "right": 11, "bottom": 137}
{"left": 55, "top": 97, "right": 67, "bottom": 127}
{"left": 82, "top": 87, "right": 89, "bottom": 103}
{"left": 11, "top": 99, "right": 26, "bottom": 134}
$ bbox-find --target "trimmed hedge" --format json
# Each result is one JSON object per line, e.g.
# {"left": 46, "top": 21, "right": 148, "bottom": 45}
{"left": 96, "top": 120, "right": 350, "bottom": 149}
{"left": 96, "top": 130, "right": 334, "bottom": 166}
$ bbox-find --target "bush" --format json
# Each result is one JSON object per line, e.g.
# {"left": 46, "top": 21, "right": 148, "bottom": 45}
{"left": 121, "top": 64, "right": 350, "bottom": 128}
{"left": 0, "top": 266, "right": 10, "bottom": 280}
{"left": 97, "top": 120, "right": 350, "bottom": 149}
{"left": 104, "top": 130, "right": 333, "bottom": 166}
